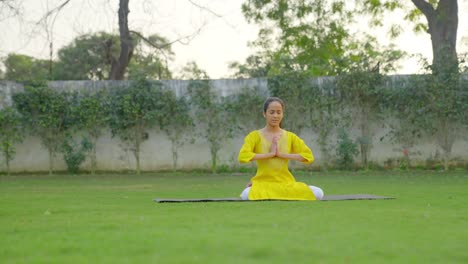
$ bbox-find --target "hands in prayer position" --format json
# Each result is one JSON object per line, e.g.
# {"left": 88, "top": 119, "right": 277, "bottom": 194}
{"left": 268, "top": 135, "right": 305, "bottom": 162}
{"left": 270, "top": 135, "right": 280, "bottom": 157}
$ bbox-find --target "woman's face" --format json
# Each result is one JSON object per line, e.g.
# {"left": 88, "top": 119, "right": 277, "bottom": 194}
{"left": 263, "top": 101, "right": 283, "bottom": 128}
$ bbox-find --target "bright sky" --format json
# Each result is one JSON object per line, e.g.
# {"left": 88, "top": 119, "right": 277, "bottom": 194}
{"left": 0, "top": 0, "right": 467, "bottom": 79}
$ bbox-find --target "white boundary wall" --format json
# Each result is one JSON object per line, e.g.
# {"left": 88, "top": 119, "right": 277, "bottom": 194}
{"left": 0, "top": 78, "right": 466, "bottom": 172}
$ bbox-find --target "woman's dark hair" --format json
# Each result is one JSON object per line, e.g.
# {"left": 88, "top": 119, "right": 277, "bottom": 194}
{"left": 263, "top": 97, "right": 285, "bottom": 113}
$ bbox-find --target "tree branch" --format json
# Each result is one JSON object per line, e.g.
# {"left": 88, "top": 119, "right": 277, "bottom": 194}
{"left": 186, "top": 0, "right": 236, "bottom": 29}
{"left": 130, "top": 30, "right": 169, "bottom": 49}
{"left": 0, "top": 0, "right": 24, "bottom": 21}
{"left": 35, "top": 0, "right": 71, "bottom": 25}
{"left": 187, "top": 0, "right": 222, "bottom": 18}
{"left": 130, "top": 21, "right": 205, "bottom": 49}
{"left": 410, "top": 0, "right": 435, "bottom": 18}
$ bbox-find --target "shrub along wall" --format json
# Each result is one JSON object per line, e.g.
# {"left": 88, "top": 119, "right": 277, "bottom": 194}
{"left": 0, "top": 76, "right": 466, "bottom": 173}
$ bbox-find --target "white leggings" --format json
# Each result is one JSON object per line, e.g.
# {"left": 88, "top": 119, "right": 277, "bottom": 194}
{"left": 241, "top": 185, "right": 324, "bottom": 201}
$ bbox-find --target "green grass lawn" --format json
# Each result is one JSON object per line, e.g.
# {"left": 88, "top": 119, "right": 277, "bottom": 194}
{"left": 1, "top": 170, "right": 467, "bottom": 263}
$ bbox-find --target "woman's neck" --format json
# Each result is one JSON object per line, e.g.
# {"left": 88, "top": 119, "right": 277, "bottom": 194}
{"left": 263, "top": 125, "right": 282, "bottom": 134}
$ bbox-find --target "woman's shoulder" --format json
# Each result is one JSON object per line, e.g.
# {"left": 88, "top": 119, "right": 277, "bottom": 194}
{"left": 245, "top": 130, "right": 261, "bottom": 139}
{"left": 283, "top": 129, "right": 295, "bottom": 137}
{"left": 284, "top": 130, "right": 302, "bottom": 140}
{"left": 247, "top": 130, "right": 261, "bottom": 135}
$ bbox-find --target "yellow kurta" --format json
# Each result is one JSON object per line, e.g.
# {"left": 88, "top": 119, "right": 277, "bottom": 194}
{"left": 238, "top": 130, "right": 316, "bottom": 200}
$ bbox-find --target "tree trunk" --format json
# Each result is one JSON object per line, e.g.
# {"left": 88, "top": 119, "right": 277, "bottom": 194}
{"left": 91, "top": 136, "right": 97, "bottom": 175}
{"left": 359, "top": 110, "right": 371, "bottom": 170}
{"left": 411, "top": 0, "right": 458, "bottom": 73}
{"left": 135, "top": 151, "right": 140, "bottom": 174}
{"left": 317, "top": 126, "right": 332, "bottom": 171}
{"left": 319, "top": 141, "right": 329, "bottom": 171}
{"left": 437, "top": 119, "right": 455, "bottom": 171}
{"left": 211, "top": 147, "right": 217, "bottom": 174}
{"left": 360, "top": 142, "right": 368, "bottom": 169}
{"left": 412, "top": 0, "right": 459, "bottom": 171}
{"left": 443, "top": 152, "right": 449, "bottom": 171}
{"left": 109, "top": 0, "right": 134, "bottom": 80}
{"left": 134, "top": 136, "right": 141, "bottom": 175}
{"left": 48, "top": 148, "right": 53, "bottom": 175}
{"left": 171, "top": 140, "right": 178, "bottom": 172}
{"left": 5, "top": 155, "right": 10, "bottom": 176}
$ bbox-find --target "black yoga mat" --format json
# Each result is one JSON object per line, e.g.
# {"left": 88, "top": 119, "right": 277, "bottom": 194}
{"left": 154, "top": 194, "right": 394, "bottom": 203}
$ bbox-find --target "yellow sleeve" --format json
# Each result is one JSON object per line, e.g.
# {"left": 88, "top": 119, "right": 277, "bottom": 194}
{"left": 289, "top": 132, "right": 314, "bottom": 164}
{"left": 238, "top": 131, "right": 259, "bottom": 163}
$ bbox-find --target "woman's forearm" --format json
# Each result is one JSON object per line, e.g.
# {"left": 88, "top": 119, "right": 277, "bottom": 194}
{"left": 277, "top": 153, "right": 306, "bottom": 162}
{"left": 251, "top": 152, "right": 276, "bottom": 161}
{"left": 249, "top": 152, "right": 305, "bottom": 162}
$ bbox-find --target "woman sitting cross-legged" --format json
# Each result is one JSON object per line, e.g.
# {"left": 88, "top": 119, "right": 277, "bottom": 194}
{"left": 238, "top": 97, "right": 324, "bottom": 201}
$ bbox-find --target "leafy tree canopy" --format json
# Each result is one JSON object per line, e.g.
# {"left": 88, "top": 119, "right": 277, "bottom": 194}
{"left": 3, "top": 53, "right": 49, "bottom": 81}
{"left": 53, "top": 31, "right": 174, "bottom": 80}
{"left": 237, "top": 0, "right": 459, "bottom": 78}
{"left": 53, "top": 32, "right": 121, "bottom": 80}
{"left": 178, "top": 61, "right": 210, "bottom": 80}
